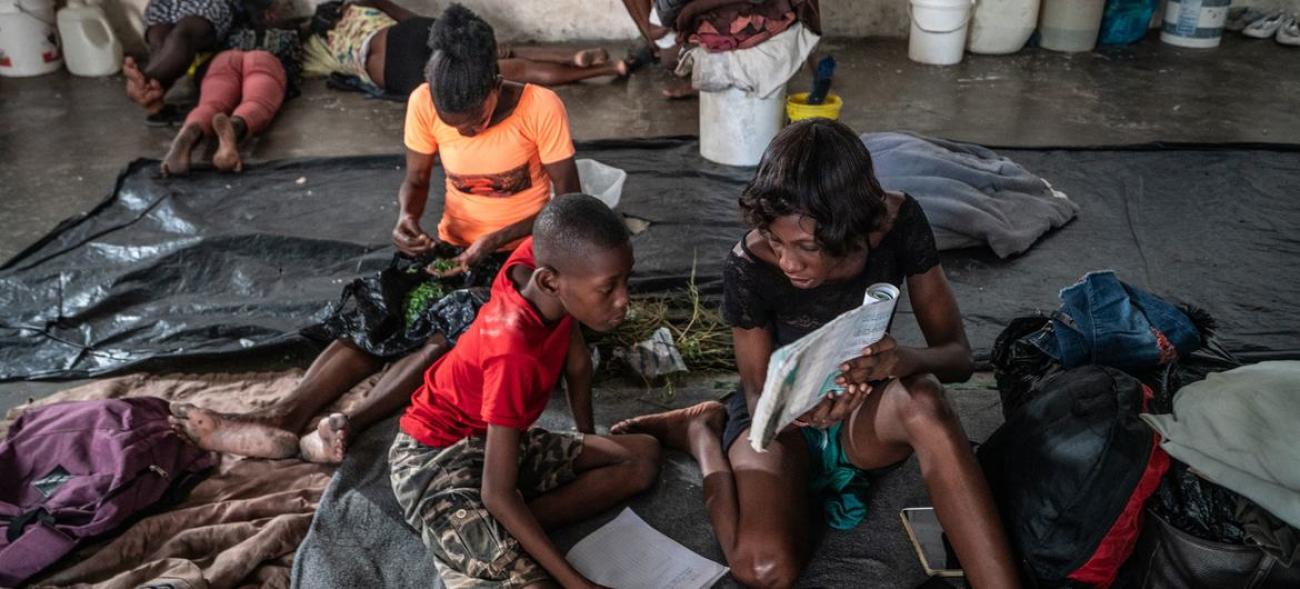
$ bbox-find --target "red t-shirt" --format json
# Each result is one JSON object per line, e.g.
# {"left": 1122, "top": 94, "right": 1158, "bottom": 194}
{"left": 399, "top": 238, "right": 575, "bottom": 448}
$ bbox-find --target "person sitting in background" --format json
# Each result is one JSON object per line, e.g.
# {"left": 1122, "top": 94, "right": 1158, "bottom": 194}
{"left": 305, "top": 0, "right": 630, "bottom": 100}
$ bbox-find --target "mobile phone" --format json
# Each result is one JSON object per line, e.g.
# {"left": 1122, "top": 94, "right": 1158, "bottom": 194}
{"left": 900, "top": 507, "right": 963, "bottom": 577}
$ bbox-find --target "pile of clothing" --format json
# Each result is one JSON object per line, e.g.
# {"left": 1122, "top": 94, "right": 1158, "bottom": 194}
{"left": 662, "top": 0, "right": 822, "bottom": 98}
{"left": 984, "top": 271, "right": 1300, "bottom": 587}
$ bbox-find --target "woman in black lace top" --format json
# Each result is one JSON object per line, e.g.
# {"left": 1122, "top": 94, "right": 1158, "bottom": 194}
{"left": 615, "top": 119, "right": 1020, "bottom": 588}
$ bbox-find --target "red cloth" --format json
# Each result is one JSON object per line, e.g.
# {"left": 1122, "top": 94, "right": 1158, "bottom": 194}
{"left": 399, "top": 238, "right": 575, "bottom": 448}
{"left": 184, "top": 50, "right": 286, "bottom": 136}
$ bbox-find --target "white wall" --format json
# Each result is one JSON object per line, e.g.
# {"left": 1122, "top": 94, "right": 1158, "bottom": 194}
{"left": 105, "top": 0, "right": 1300, "bottom": 51}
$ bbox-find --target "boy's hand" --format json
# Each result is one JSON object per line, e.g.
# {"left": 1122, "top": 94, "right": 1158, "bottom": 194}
{"left": 838, "top": 335, "right": 916, "bottom": 385}
{"left": 393, "top": 215, "right": 434, "bottom": 255}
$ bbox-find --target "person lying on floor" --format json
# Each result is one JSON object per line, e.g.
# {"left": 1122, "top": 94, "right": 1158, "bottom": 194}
{"left": 170, "top": 4, "right": 581, "bottom": 464}
{"left": 306, "top": 0, "right": 630, "bottom": 100}
{"left": 123, "top": 0, "right": 234, "bottom": 115}
{"left": 160, "top": 19, "right": 303, "bottom": 175}
{"left": 391, "top": 194, "right": 659, "bottom": 589}
{"left": 613, "top": 119, "right": 1022, "bottom": 588}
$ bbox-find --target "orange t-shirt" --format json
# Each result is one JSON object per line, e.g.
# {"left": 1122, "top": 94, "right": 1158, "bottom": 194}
{"left": 404, "top": 83, "right": 576, "bottom": 248}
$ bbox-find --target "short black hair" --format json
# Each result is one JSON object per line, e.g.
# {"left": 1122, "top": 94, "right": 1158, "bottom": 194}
{"left": 425, "top": 3, "right": 500, "bottom": 114}
{"left": 738, "top": 119, "right": 887, "bottom": 258}
{"left": 310, "top": 1, "right": 343, "bottom": 37}
{"left": 533, "top": 193, "right": 630, "bottom": 269}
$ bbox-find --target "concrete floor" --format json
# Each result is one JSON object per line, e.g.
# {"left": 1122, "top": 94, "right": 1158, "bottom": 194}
{"left": 1, "top": 33, "right": 1298, "bottom": 406}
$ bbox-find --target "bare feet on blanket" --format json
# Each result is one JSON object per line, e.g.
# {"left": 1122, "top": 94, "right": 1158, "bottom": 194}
{"left": 299, "top": 413, "right": 349, "bottom": 464}
{"left": 169, "top": 402, "right": 299, "bottom": 459}
{"left": 211, "top": 113, "right": 244, "bottom": 172}
{"left": 610, "top": 401, "right": 725, "bottom": 453}
{"left": 162, "top": 123, "right": 203, "bottom": 177}
{"left": 574, "top": 48, "right": 610, "bottom": 67}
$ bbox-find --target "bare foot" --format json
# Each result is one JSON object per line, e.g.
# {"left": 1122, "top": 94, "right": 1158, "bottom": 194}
{"left": 169, "top": 402, "right": 299, "bottom": 459}
{"left": 662, "top": 80, "right": 698, "bottom": 100}
{"left": 611, "top": 401, "right": 725, "bottom": 453}
{"left": 123, "top": 56, "right": 147, "bottom": 101}
{"left": 162, "top": 123, "right": 203, "bottom": 177}
{"left": 299, "top": 413, "right": 348, "bottom": 464}
{"left": 615, "top": 59, "right": 630, "bottom": 78}
{"left": 574, "top": 48, "right": 610, "bottom": 68}
{"left": 142, "top": 79, "right": 165, "bottom": 114}
{"left": 125, "top": 57, "right": 165, "bottom": 113}
{"left": 211, "top": 113, "right": 243, "bottom": 172}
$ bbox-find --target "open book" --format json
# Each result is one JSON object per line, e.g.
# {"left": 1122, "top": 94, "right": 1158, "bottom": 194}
{"left": 567, "top": 508, "right": 729, "bottom": 589}
{"left": 748, "top": 283, "right": 900, "bottom": 451}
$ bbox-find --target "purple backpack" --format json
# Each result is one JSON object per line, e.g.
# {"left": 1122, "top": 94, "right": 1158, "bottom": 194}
{"left": 0, "top": 397, "right": 215, "bottom": 586}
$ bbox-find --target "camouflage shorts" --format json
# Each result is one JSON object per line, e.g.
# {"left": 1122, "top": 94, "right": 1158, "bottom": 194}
{"left": 389, "top": 429, "right": 584, "bottom": 589}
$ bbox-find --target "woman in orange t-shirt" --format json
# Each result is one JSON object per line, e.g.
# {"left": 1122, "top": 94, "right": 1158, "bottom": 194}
{"left": 170, "top": 5, "right": 581, "bottom": 465}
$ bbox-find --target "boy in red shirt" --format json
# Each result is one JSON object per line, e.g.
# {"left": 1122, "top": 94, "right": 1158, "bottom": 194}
{"left": 389, "top": 194, "right": 660, "bottom": 589}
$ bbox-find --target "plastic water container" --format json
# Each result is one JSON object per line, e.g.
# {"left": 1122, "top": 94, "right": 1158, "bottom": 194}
{"left": 1160, "top": 0, "right": 1229, "bottom": 48}
{"left": 58, "top": 0, "right": 121, "bottom": 76}
{"left": 968, "top": 0, "right": 1041, "bottom": 54}
{"left": 0, "top": 0, "right": 62, "bottom": 77}
{"left": 1038, "top": 0, "right": 1106, "bottom": 52}
{"left": 575, "top": 159, "right": 627, "bottom": 209}
{"left": 699, "top": 87, "right": 787, "bottom": 167}
{"left": 909, "top": 0, "right": 975, "bottom": 65}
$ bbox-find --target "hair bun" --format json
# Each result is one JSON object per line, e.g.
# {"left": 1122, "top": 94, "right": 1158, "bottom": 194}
{"left": 428, "top": 3, "right": 495, "bottom": 61}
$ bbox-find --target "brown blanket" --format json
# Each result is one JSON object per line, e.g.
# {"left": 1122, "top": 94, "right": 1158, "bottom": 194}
{"left": 4, "top": 370, "right": 378, "bottom": 589}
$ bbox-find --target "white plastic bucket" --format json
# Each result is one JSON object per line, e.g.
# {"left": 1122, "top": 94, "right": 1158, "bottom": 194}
{"left": 1160, "top": 0, "right": 1229, "bottom": 48}
{"left": 1038, "top": 0, "right": 1105, "bottom": 52}
{"left": 909, "top": 0, "right": 974, "bottom": 65}
{"left": 58, "top": 0, "right": 121, "bottom": 76}
{"left": 575, "top": 159, "right": 627, "bottom": 209}
{"left": 968, "top": 0, "right": 1041, "bottom": 54}
{"left": 0, "top": 0, "right": 62, "bottom": 77}
{"left": 699, "top": 87, "right": 787, "bottom": 167}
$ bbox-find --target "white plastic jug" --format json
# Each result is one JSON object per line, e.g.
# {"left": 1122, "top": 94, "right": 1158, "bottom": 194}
{"left": 57, "top": 0, "right": 120, "bottom": 76}
{"left": 909, "top": 0, "right": 975, "bottom": 65}
{"left": 968, "top": 0, "right": 1041, "bottom": 54}
{"left": 0, "top": 0, "right": 62, "bottom": 77}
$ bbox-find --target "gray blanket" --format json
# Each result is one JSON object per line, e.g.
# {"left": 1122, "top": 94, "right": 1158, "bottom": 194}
{"left": 291, "top": 378, "right": 1005, "bottom": 588}
{"left": 866, "top": 132, "right": 1080, "bottom": 258}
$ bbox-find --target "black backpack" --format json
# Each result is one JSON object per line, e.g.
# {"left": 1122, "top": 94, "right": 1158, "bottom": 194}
{"left": 978, "top": 366, "right": 1169, "bottom": 587}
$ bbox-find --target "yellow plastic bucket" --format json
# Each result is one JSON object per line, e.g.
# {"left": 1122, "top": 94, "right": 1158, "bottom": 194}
{"left": 786, "top": 92, "right": 843, "bottom": 122}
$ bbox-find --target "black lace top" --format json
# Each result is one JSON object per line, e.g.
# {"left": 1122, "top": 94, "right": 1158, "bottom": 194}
{"left": 721, "top": 194, "right": 940, "bottom": 347}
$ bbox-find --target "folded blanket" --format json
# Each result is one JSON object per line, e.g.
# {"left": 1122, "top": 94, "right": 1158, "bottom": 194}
{"left": 865, "top": 132, "right": 1080, "bottom": 258}
{"left": 3, "top": 370, "right": 377, "bottom": 589}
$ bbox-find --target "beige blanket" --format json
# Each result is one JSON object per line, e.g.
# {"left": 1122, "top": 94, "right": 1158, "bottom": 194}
{"left": 4, "top": 370, "right": 379, "bottom": 589}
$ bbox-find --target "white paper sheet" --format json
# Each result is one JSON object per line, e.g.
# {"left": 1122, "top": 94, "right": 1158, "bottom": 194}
{"left": 566, "top": 508, "right": 729, "bottom": 589}
{"left": 749, "top": 283, "right": 900, "bottom": 451}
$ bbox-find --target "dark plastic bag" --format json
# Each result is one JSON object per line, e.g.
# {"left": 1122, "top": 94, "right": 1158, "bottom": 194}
{"left": 304, "top": 246, "right": 504, "bottom": 359}
{"left": 990, "top": 314, "right": 1062, "bottom": 420}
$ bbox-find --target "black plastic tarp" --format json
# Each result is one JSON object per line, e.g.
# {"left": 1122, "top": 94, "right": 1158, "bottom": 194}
{"left": 3, "top": 138, "right": 1299, "bottom": 380}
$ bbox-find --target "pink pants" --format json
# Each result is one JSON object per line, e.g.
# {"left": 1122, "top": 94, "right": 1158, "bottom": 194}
{"left": 185, "top": 49, "right": 286, "bottom": 136}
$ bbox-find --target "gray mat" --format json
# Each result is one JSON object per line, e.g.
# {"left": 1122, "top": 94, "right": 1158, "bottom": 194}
{"left": 291, "top": 377, "right": 1004, "bottom": 588}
